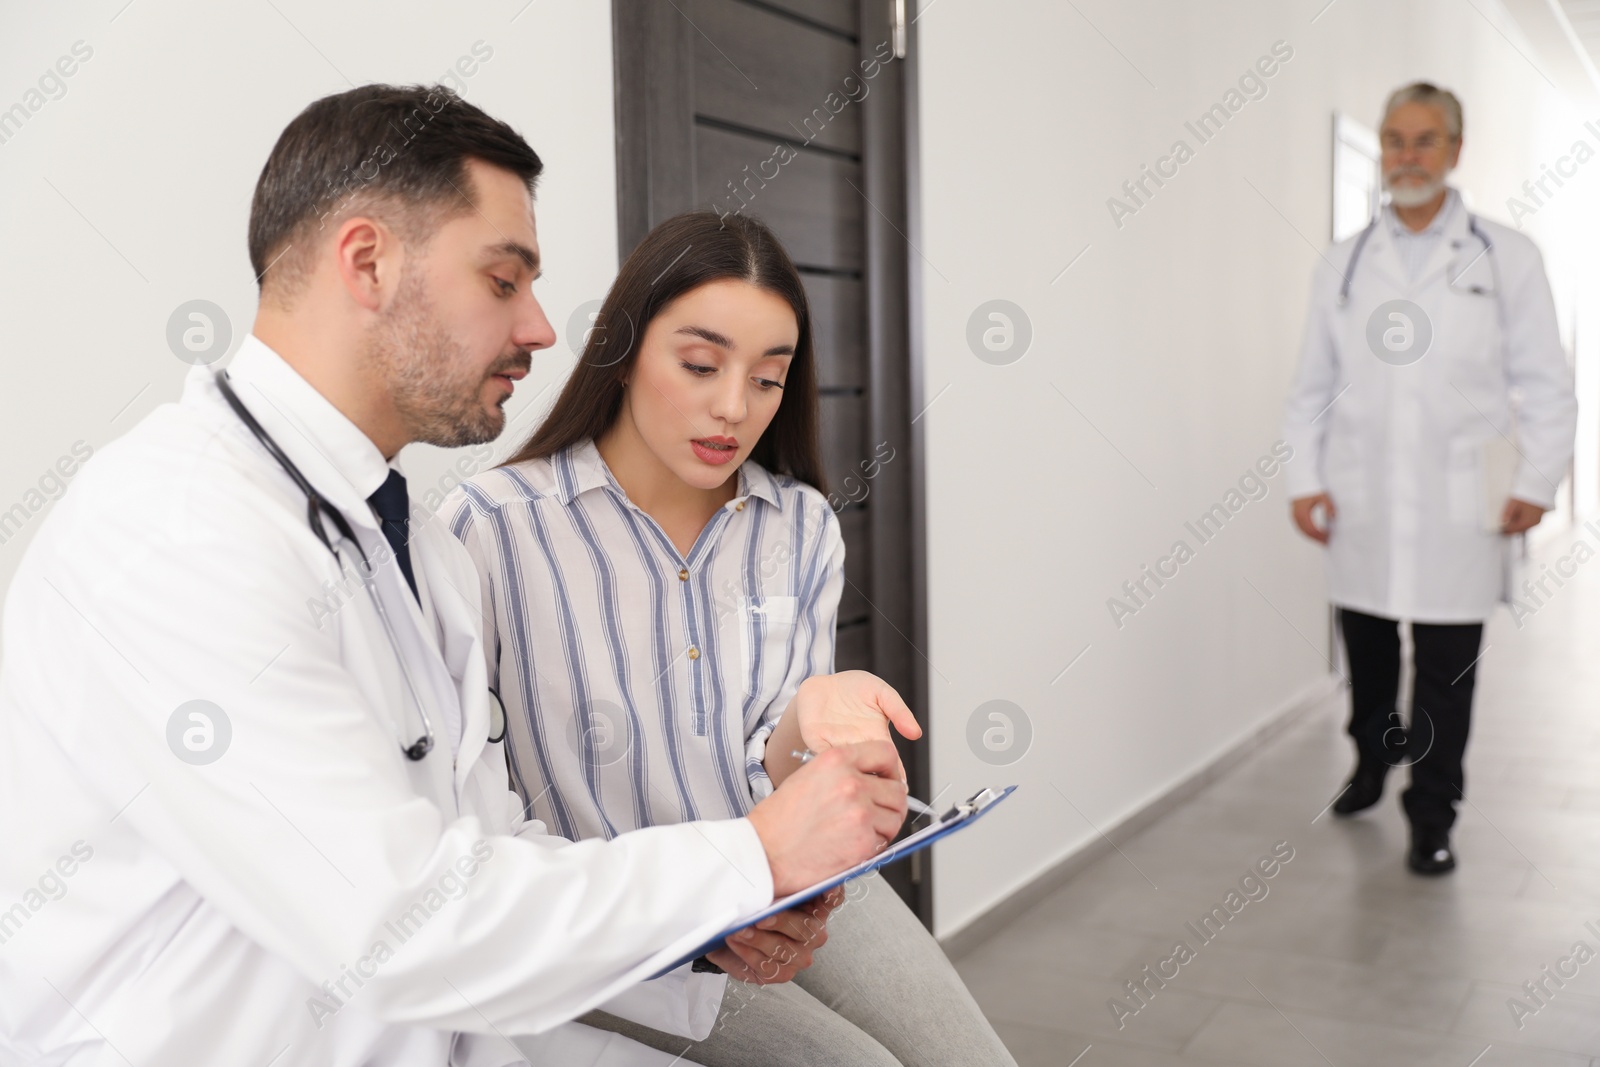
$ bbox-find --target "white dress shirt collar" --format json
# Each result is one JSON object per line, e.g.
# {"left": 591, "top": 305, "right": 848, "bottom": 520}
{"left": 206, "top": 334, "right": 395, "bottom": 533}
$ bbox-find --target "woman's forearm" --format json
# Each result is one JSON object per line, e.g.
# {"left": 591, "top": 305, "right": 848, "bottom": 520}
{"left": 762, "top": 700, "right": 807, "bottom": 788}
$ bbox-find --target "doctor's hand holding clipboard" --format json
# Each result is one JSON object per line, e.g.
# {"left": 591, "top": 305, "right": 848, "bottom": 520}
{"left": 716, "top": 740, "right": 911, "bottom": 983}
{"left": 652, "top": 783, "right": 1017, "bottom": 982}
{"left": 670, "top": 671, "right": 1006, "bottom": 988}
{"left": 692, "top": 671, "right": 925, "bottom": 982}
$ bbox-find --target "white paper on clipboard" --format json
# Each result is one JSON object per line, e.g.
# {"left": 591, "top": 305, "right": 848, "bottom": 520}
{"left": 1481, "top": 436, "right": 1520, "bottom": 533}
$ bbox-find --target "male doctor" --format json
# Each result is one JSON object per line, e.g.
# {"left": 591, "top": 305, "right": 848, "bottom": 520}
{"left": 0, "top": 84, "right": 913, "bottom": 1065}
{"left": 1283, "top": 82, "right": 1576, "bottom": 875}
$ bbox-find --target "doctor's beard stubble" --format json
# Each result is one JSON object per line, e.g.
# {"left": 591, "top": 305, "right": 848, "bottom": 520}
{"left": 365, "top": 263, "right": 531, "bottom": 449}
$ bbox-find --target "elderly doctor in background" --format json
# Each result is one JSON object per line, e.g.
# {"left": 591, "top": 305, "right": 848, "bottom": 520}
{"left": 0, "top": 84, "right": 914, "bottom": 1066}
{"left": 1283, "top": 82, "right": 1576, "bottom": 876}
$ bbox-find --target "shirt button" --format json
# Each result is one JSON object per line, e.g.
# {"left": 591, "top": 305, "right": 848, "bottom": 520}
{"left": 688, "top": 646, "right": 700, "bottom": 660}
{"left": 678, "top": 567, "right": 689, "bottom": 581}
{"left": 735, "top": 501, "right": 745, "bottom": 512}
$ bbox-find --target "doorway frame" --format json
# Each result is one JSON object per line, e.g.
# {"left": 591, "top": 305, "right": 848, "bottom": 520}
{"left": 609, "top": 0, "right": 934, "bottom": 925}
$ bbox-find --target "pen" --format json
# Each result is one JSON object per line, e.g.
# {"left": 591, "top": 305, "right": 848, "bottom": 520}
{"left": 790, "top": 748, "right": 939, "bottom": 818}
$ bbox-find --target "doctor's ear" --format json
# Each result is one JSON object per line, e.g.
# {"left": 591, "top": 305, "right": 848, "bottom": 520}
{"left": 332, "top": 215, "right": 404, "bottom": 313}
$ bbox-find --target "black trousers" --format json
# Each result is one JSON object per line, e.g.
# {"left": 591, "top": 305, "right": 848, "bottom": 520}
{"left": 1337, "top": 607, "right": 1484, "bottom": 831}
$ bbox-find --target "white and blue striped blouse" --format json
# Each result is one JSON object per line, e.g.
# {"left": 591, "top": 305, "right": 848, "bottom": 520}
{"left": 443, "top": 439, "right": 843, "bottom": 843}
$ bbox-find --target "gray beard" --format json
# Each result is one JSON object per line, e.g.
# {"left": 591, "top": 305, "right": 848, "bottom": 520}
{"left": 1384, "top": 174, "right": 1448, "bottom": 210}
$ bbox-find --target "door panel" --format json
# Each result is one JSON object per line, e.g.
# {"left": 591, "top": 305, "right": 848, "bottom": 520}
{"left": 693, "top": 126, "right": 864, "bottom": 269}
{"left": 817, "top": 392, "right": 867, "bottom": 498}
{"left": 613, "top": 0, "right": 927, "bottom": 922}
{"left": 804, "top": 274, "right": 866, "bottom": 388}
{"left": 837, "top": 506, "right": 871, "bottom": 624}
{"left": 835, "top": 618, "right": 872, "bottom": 672}
{"left": 690, "top": 0, "right": 862, "bottom": 154}
{"left": 749, "top": 0, "right": 859, "bottom": 36}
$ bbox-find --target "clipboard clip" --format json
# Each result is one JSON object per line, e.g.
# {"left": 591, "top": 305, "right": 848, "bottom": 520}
{"left": 940, "top": 786, "right": 1003, "bottom": 823}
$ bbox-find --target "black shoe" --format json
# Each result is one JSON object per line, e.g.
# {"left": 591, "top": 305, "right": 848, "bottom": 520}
{"left": 1408, "top": 826, "right": 1456, "bottom": 875}
{"left": 1331, "top": 759, "right": 1389, "bottom": 816}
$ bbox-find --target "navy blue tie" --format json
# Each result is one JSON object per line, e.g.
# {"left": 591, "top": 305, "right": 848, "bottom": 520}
{"left": 367, "top": 469, "right": 418, "bottom": 602}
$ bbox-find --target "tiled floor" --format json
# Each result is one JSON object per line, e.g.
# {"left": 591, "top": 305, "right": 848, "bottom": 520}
{"left": 953, "top": 535, "right": 1600, "bottom": 1066}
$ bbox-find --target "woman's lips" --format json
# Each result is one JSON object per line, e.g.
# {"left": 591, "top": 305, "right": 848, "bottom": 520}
{"left": 691, "top": 438, "right": 738, "bottom": 465}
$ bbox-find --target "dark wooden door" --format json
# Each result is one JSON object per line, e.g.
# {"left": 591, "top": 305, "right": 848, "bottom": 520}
{"left": 613, "top": 0, "right": 928, "bottom": 920}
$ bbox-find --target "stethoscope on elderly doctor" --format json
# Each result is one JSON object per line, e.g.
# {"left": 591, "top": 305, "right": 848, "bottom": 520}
{"left": 1336, "top": 207, "right": 1503, "bottom": 310}
{"left": 214, "top": 371, "right": 506, "bottom": 762}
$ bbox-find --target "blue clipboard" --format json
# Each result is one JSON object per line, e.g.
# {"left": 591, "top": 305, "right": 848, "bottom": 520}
{"left": 650, "top": 785, "right": 1017, "bottom": 979}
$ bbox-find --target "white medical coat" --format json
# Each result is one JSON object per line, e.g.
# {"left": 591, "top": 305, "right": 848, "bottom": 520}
{"left": 1282, "top": 198, "right": 1577, "bottom": 622}
{"left": 0, "top": 337, "right": 771, "bottom": 1065}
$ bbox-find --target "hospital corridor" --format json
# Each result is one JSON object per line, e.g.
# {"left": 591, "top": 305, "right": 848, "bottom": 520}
{"left": 953, "top": 531, "right": 1600, "bottom": 1066}
{"left": 10, "top": 0, "right": 1600, "bottom": 1065}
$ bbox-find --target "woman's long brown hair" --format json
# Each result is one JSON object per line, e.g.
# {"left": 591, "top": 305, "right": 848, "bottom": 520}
{"left": 504, "top": 211, "right": 826, "bottom": 492}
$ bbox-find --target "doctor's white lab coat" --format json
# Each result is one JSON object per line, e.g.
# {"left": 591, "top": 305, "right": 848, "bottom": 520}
{"left": 0, "top": 337, "right": 771, "bottom": 1066}
{"left": 1282, "top": 199, "right": 1577, "bottom": 622}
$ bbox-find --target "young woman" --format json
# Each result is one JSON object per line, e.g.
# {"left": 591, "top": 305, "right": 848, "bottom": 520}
{"left": 445, "top": 212, "right": 1015, "bottom": 1067}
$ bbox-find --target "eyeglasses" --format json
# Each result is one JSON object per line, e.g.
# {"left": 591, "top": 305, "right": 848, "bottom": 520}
{"left": 1380, "top": 131, "right": 1454, "bottom": 155}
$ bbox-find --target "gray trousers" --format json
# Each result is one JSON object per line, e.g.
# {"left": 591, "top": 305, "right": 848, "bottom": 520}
{"left": 579, "top": 873, "right": 1017, "bottom": 1067}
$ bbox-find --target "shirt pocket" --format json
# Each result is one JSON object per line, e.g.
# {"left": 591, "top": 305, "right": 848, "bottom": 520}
{"left": 736, "top": 595, "right": 799, "bottom": 702}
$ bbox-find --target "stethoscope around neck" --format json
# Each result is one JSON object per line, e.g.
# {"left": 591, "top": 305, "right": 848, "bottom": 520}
{"left": 1336, "top": 210, "right": 1500, "bottom": 307}
{"left": 213, "top": 370, "right": 506, "bottom": 761}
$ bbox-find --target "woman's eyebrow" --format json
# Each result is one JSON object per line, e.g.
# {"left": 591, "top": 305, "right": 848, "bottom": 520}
{"left": 675, "top": 324, "right": 733, "bottom": 348}
{"left": 675, "top": 325, "right": 795, "bottom": 358}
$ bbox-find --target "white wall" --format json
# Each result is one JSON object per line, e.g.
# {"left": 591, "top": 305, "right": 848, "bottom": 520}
{"left": 0, "top": 0, "right": 620, "bottom": 635}
{"left": 914, "top": 0, "right": 1600, "bottom": 936}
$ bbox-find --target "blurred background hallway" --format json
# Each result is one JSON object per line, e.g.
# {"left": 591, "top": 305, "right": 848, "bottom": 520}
{"left": 955, "top": 528, "right": 1600, "bottom": 1064}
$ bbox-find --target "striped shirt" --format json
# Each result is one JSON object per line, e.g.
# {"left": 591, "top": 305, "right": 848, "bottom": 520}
{"left": 443, "top": 439, "right": 843, "bottom": 843}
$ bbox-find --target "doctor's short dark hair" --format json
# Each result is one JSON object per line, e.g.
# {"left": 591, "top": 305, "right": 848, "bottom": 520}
{"left": 248, "top": 83, "right": 543, "bottom": 305}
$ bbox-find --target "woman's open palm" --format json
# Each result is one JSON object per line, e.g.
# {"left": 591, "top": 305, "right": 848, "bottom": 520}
{"left": 792, "top": 670, "right": 922, "bottom": 783}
